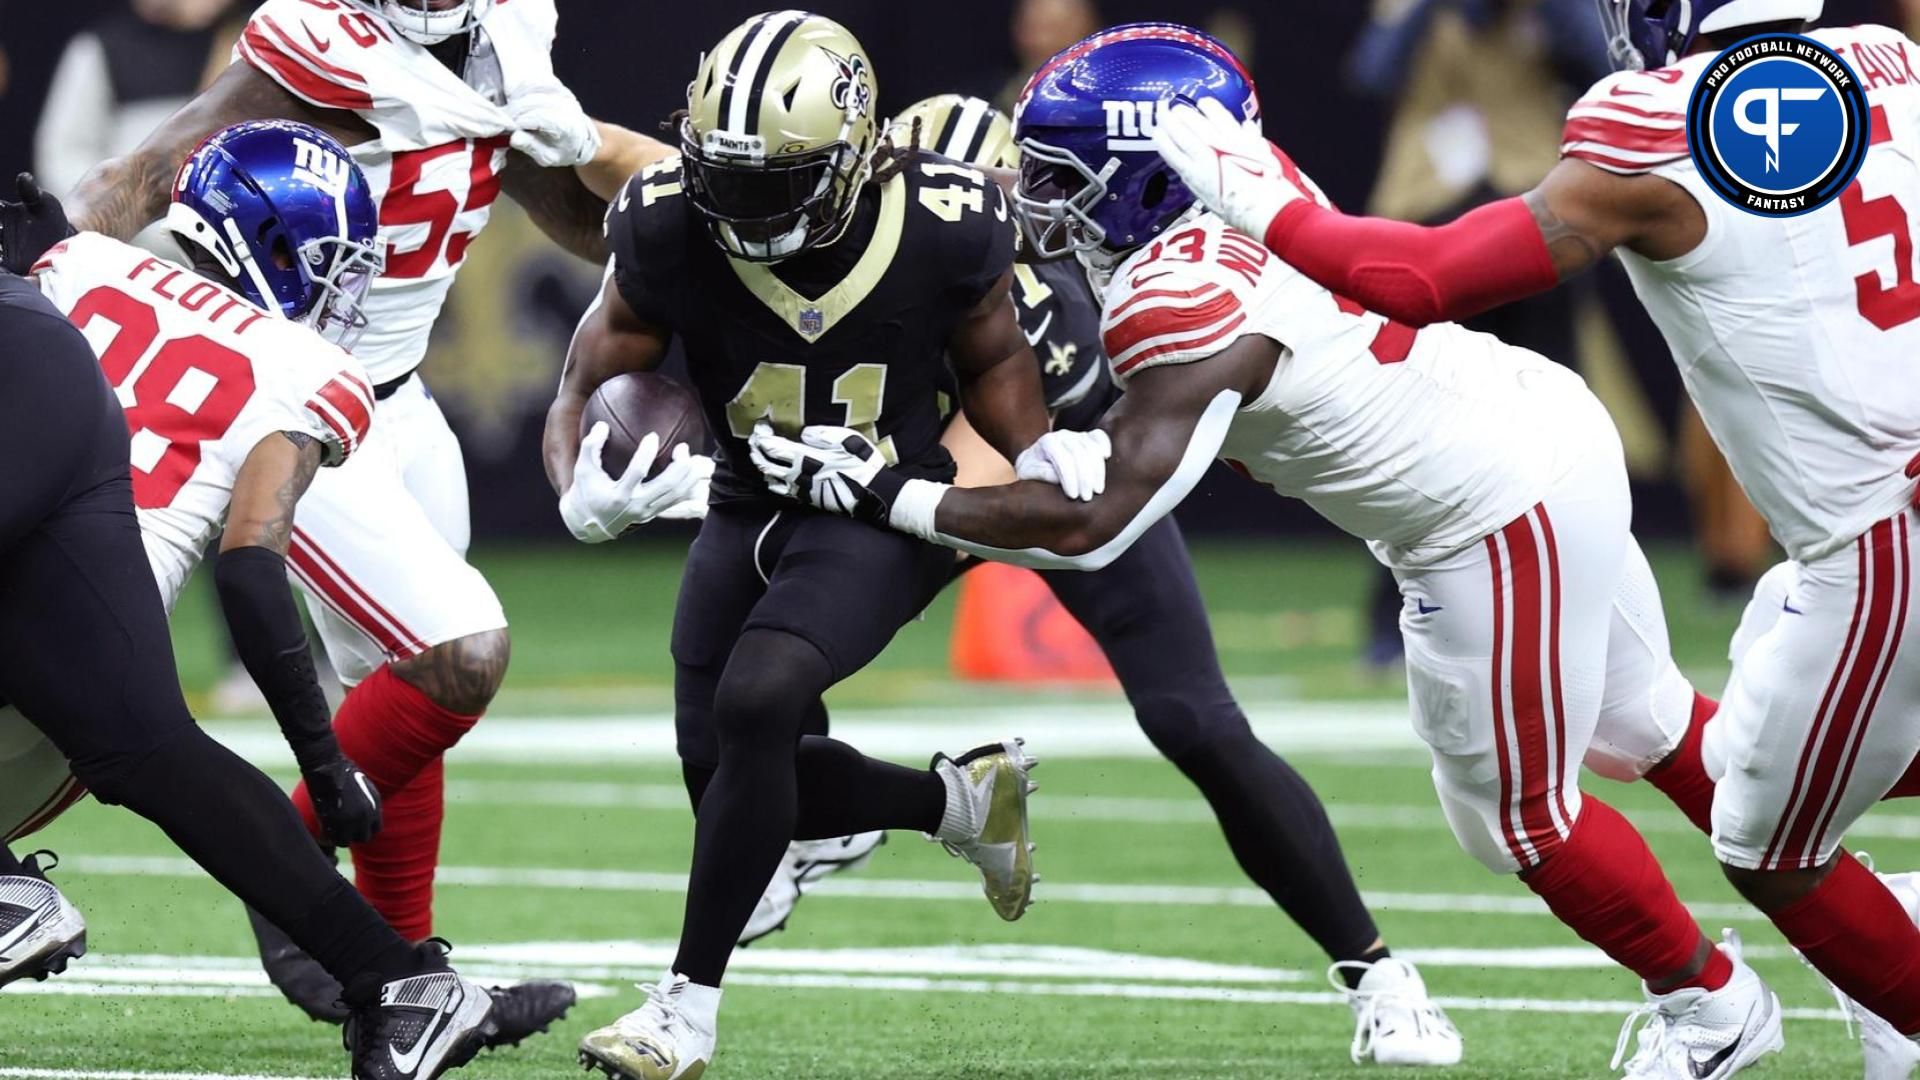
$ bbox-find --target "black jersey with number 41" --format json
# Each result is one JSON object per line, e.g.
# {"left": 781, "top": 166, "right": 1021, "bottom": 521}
{"left": 605, "top": 152, "right": 1017, "bottom": 505}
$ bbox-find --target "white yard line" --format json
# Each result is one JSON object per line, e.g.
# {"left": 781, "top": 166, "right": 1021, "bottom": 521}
{"left": 0, "top": 1071, "right": 324, "bottom": 1080}
{"left": 3, "top": 942, "right": 1848, "bottom": 1024}
{"left": 55, "top": 854, "right": 1772, "bottom": 921}
{"left": 0, "top": 1060, "right": 322, "bottom": 1068}
{"left": 202, "top": 701, "right": 1427, "bottom": 766}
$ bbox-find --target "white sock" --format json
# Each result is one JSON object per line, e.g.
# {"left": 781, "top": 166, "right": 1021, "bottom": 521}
{"left": 669, "top": 971, "right": 722, "bottom": 1032}
{"left": 933, "top": 758, "right": 977, "bottom": 843}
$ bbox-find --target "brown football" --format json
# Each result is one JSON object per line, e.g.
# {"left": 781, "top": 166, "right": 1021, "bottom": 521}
{"left": 579, "top": 372, "right": 710, "bottom": 479}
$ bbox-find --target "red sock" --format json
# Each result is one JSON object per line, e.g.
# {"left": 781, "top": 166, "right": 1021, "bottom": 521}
{"left": 351, "top": 758, "right": 444, "bottom": 941}
{"left": 290, "top": 664, "right": 480, "bottom": 937}
{"left": 1889, "top": 752, "right": 1920, "bottom": 799}
{"left": 1520, "top": 798, "right": 1722, "bottom": 988}
{"left": 1773, "top": 854, "right": 1920, "bottom": 1033}
{"left": 1645, "top": 693, "right": 1719, "bottom": 834}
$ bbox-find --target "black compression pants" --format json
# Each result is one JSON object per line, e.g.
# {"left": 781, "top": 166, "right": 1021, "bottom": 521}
{"left": 0, "top": 278, "right": 419, "bottom": 1001}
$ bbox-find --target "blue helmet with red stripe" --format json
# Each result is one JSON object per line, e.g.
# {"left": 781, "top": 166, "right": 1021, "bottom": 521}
{"left": 1012, "top": 23, "right": 1260, "bottom": 263}
{"left": 1597, "top": 0, "right": 1823, "bottom": 71}
{"left": 165, "top": 120, "right": 383, "bottom": 350}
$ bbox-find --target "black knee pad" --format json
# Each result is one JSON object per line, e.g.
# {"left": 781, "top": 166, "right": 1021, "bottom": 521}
{"left": 1134, "top": 691, "right": 1254, "bottom": 764}
{"left": 74, "top": 721, "right": 209, "bottom": 808}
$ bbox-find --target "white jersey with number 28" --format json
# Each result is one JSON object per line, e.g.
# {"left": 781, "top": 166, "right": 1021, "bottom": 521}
{"left": 1566, "top": 23, "right": 1920, "bottom": 561}
{"left": 32, "top": 232, "right": 374, "bottom": 607}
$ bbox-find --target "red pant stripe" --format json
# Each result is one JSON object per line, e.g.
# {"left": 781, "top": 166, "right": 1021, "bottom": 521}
{"left": 1501, "top": 510, "right": 1559, "bottom": 866}
{"left": 1535, "top": 506, "right": 1573, "bottom": 834}
{"left": 288, "top": 530, "right": 427, "bottom": 660}
{"left": 1766, "top": 521, "right": 1897, "bottom": 867}
{"left": 1485, "top": 530, "right": 1528, "bottom": 865}
{"left": 1807, "top": 516, "right": 1912, "bottom": 859}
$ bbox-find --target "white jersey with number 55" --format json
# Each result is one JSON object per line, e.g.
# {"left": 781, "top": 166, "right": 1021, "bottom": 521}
{"left": 235, "top": 0, "right": 580, "bottom": 382}
{"left": 32, "top": 232, "right": 375, "bottom": 606}
{"left": 1565, "top": 23, "right": 1920, "bottom": 561}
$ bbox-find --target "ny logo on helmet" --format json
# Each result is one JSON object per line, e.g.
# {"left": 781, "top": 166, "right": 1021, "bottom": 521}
{"left": 825, "top": 49, "right": 872, "bottom": 118}
{"left": 1104, "top": 100, "right": 1166, "bottom": 151}
{"left": 292, "top": 138, "right": 350, "bottom": 197}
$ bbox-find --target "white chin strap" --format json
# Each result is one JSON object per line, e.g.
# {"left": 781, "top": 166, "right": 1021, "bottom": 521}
{"left": 380, "top": 0, "right": 478, "bottom": 44}
{"left": 722, "top": 219, "right": 810, "bottom": 262}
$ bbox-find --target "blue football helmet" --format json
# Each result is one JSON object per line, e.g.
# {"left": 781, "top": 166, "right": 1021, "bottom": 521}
{"left": 1597, "top": 0, "right": 1824, "bottom": 71}
{"left": 1012, "top": 23, "right": 1260, "bottom": 265}
{"left": 166, "top": 120, "right": 382, "bottom": 350}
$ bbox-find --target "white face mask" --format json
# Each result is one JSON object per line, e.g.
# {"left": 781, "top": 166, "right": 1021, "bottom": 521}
{"left": 372, "top": 0, "right": 489, "bottom": 45}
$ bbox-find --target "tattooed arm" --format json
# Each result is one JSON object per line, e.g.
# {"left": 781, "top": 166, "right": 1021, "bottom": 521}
{"left": 1522, "top": 157, "right": 1707, "bottom": 276}
{"left": 66, "top": 62, "right": 354, "bottom": 239}
{"left": 502, "top": 151, "right": 612, "bottom": 262}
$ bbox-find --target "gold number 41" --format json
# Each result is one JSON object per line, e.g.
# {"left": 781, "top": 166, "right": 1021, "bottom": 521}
{"left": 725, "top": 361, "right": 898, "bottom": 463}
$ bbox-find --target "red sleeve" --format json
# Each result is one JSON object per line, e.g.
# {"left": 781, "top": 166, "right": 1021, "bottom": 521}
{"left": 1261, "top": 196, "right": 1560, "bottom": 328}
{"left": 304, "top": 370, "right": 375, "bottom": 464}
{"left": 236, "top": 13, "right": 375, "bottom": 111}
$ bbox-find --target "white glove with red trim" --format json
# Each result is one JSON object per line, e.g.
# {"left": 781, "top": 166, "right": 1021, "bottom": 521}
{"left": 1153, "top": 96, "right": 1300, "bottom": 242}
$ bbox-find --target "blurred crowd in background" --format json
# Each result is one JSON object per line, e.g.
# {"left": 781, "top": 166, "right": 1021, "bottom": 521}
{"left": 5, "top": 0, "right": 1917, "bottom": 638}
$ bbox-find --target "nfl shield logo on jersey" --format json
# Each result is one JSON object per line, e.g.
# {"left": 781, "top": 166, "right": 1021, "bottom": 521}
{"left": 798, "top": 307, "right": 826, "bottom": 337}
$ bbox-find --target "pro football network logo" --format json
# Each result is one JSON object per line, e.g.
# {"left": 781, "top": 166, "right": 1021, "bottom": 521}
{"left": 1687, "top": 33, "right": 1869, "bottom": 217}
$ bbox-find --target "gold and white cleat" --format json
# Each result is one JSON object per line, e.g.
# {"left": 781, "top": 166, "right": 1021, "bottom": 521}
{"left": 578, "top": 974, "right": 715, "bottom": 1080}
{"left": 931, "top": 739, "right": 1038, "bottom": 921}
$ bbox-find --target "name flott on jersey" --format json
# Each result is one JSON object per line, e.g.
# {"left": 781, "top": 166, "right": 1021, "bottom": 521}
{"left": 1562, "top": 23, "right": 1920, "bottom": 561}
{"left": 32, "top": 232, "right": 374, "bottom": 608}
{"left": 235, "top": 0, "right": 583, "bottom": 382}
{"left": 1097, "top": 203, "right": 1600, "bottom": 568}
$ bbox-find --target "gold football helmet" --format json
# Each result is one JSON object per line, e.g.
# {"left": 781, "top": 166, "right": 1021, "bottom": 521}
{"left": 682, "top": 11, "right": 879, "bottom": 262}
{"left": 889, "top": 94, "right": 1018, "bottom": 170}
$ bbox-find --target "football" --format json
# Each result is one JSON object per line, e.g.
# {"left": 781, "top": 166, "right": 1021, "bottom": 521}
{"left": 579, "top": 372, "right": 710, "bottom": 479}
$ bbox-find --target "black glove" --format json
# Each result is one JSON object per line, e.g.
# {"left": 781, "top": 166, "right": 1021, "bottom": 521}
{"left": 299, "top": 751, "right": 383, "bottom": 846}
{"left": 0, "top": 174, "right": 75, "bottom": 275}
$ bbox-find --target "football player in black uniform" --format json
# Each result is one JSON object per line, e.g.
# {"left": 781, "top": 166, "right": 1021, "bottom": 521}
{"left": 541, "top": 15, "right": 1107, "bottom": 1079}
{"left": 0, "top": 259, "right": 497, "bottom": 1080}
{"left": 744, "top": 94, "right": 1432, "bottom": 1056}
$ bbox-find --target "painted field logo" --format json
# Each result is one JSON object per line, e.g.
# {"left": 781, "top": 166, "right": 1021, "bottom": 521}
{"left": 1688, "top": 33, "right": 1869, "bottom": 217}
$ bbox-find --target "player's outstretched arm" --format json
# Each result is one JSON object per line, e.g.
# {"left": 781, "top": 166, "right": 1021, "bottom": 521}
{"left": 576, "top": 122, "right": 675, "bottom": 202}
{"left": 542, "top": 265, "right": 669, "bottom": 494}
{"left": 216, "top": 431, "right": 382, "bottom": 845}
{"left": 755, "top": 335, "right": 1275, "bottom": 570}
{"left": 1152, "top": 98, "right": 1697, "bottom": 326}
{"left": 501, "top": 152, "right": 612, "bottom": 264}
{"left": 65, "top": 62, "right": 332, "bottom": 240}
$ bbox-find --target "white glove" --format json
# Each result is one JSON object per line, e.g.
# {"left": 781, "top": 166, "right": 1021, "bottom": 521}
{"left": 558, "top": 422, "right": 713, "bottom": 542}
{"left": 508, "top": 82, "right": 603, "bottom": 169}
{"left": 748, "top": 422, "right": 890, "bottom": 519}
{"left": 1152, "top": 96, "right": 1302, "bottom": 241}
{"left": 1015, "top": 429, "right": 1111, "bottom": 501}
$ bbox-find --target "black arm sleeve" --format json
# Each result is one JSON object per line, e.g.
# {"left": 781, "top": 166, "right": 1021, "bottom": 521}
{"left": 213, "top": 545, "right": 337, "bottom": 770}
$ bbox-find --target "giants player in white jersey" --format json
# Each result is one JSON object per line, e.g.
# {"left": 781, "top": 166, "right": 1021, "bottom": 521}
{"left": 33, "top": 0, "right": 677, "bottom": 1027}
{"left": 751, "top": 26, "right": 1786, "bottom": 1078}
{"left": 0, "top": 120, "right": 524, "bottom": 1080}
{"left": 1153, "top": 0, "right": 1920, "bottom": 1073}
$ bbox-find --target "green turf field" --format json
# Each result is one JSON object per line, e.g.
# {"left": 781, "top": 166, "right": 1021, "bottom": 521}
{"left": 16, "top": 538, "right": 1897, "bottom": 1080}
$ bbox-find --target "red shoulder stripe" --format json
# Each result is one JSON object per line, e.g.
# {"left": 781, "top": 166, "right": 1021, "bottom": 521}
{"left": 1107, "top": 282, "right": 1221, "bottom": 321}
{"left": 1103, "top": 288, "right": 1242, "bottom": 360}
{"left": 29, "top": 240, "right": 71, "bottom": 276}
{"left": 1571, "top": 98, "right": 1683, "bottom": 123}
{"left": 1112, "top": 313, "right": 1248, "bottom": 376}
{"left": 1562, "top": 116, "right": 1689, "bottom": 155}
{"left": 259, "top": 15, "right": 367, "bottom": 87}
{"left": 239, "top": 25, "right": 374, "bottom": 111}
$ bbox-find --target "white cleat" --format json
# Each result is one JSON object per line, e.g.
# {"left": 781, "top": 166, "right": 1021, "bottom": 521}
{"left": 1330, "top": 957, "right": 1462, "bottom": 1066}
{"left": 579, "top": 974, "right": 716, "bottom": 1080}
{"left": 1807, "top": 866, "right": 1920, "bottom": 1080}
{"left": 738, "top": 833, "right": 887, "bottom": 946}
{"left": 0, "top": 854, "right": 86, "bottom": 990}
{"left": 931, "top": 739, "right": 1038, "bottom": 921}
{"left": 791, "top": 830, "right": 885, "bottom": 888}
{"left": 1612, "top": 929, "right": 1783, "bottom": 1079}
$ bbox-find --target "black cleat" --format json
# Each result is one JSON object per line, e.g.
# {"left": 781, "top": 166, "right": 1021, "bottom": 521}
{"left": 0, "top": 851, "right": 86, "bottom": 990}
{"left": 344, "top": 944, "right": 496, "bottom": 1080}
{"left": 247, "top": 902, "right": 349, "bottom": 1023}
{"left": 480, "top": 980, "right": 577, "bottom": 1050}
